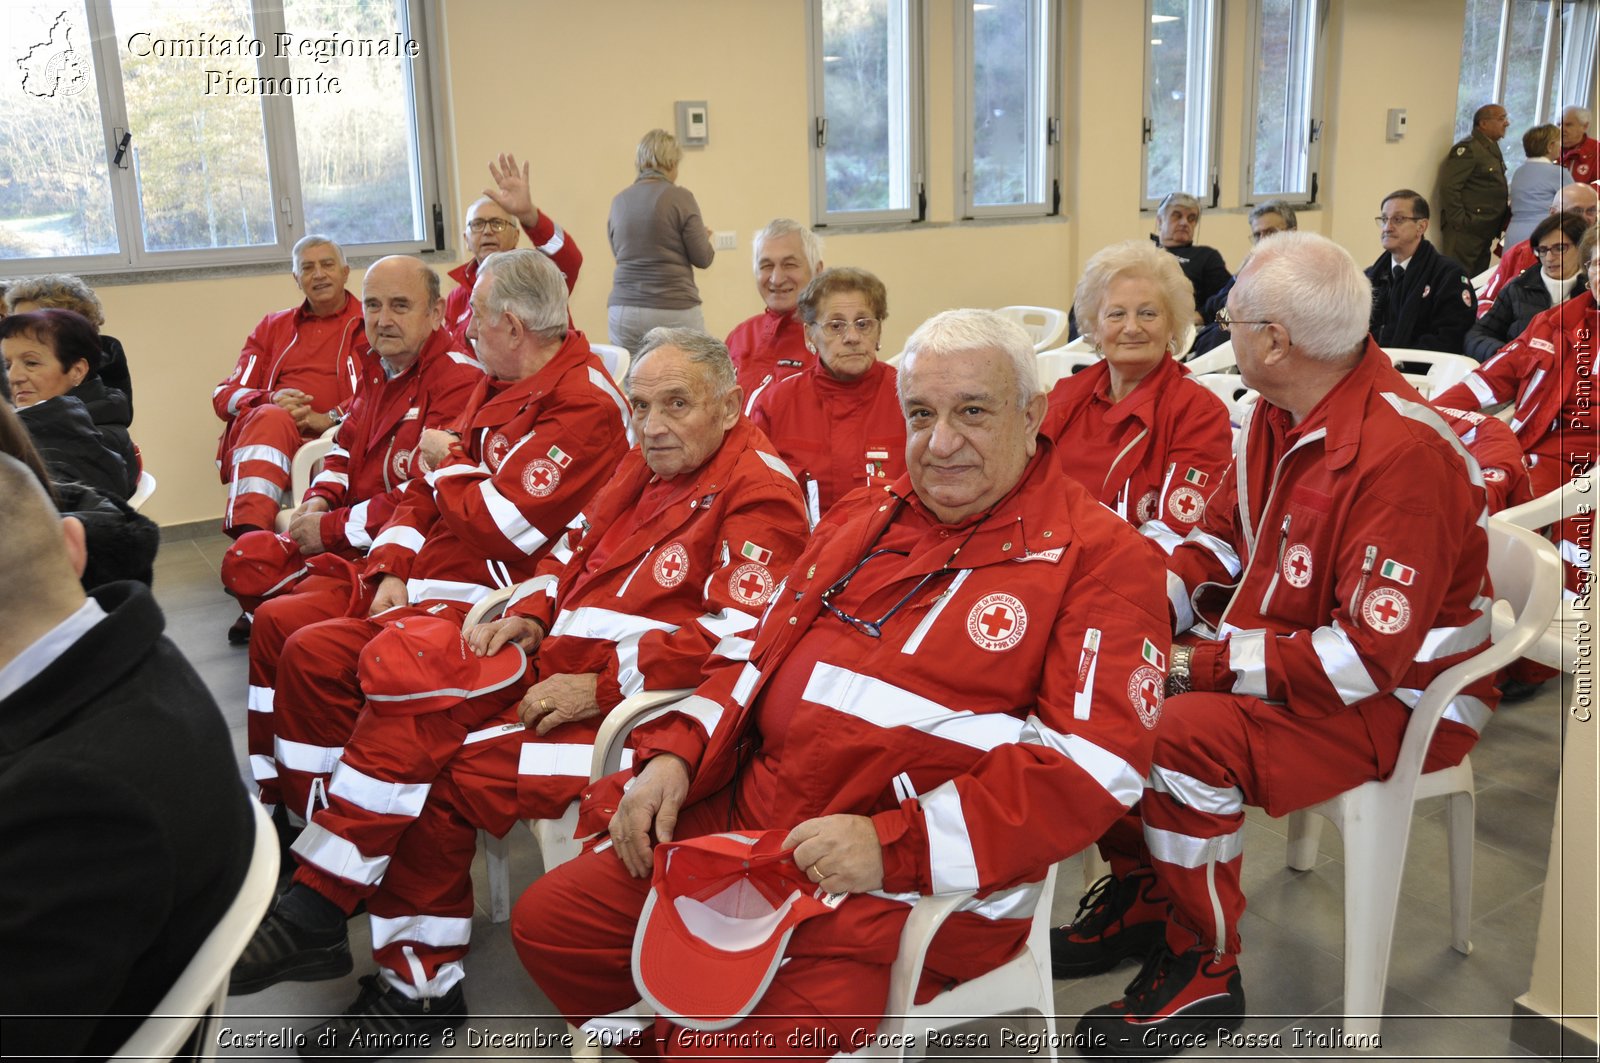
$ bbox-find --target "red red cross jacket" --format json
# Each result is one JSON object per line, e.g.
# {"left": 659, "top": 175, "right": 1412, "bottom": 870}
{"left": 748, "top": 358, "right": 906, "bottom": 522}
{"left": 727, "top": 308, "right": 815, "bottom": 412}
{"left": 363, "top": 331, "right": 629, "bottom": 606}
{"left": 505, "top": 418, "right": 809, "bottom": 818}
{"left": 585, "top": 443, "right": 1168, "bottom": 981}
{"left": 1149, "top": 340, "right": 1497, "bottom": 769}
{"left": 444, "top": 211, "right": 582, "bottom": 345}
{"left": 300, "top": 328, "right": 485, "bottom": 556}
{"left": 1559, "top": 134, "right": 1599, "bottom": 187}
{"left": 1040, "top": 354, "right": 1233, "bottom": 530}
{"left": 1434, "top": 405, "right": 1533, "bottom": 514}
{"left": 1434, "top": 291, "right": 1598, "bottom": 464}
{"left": 212, "top": 293, "right": 364, "bottom": 462}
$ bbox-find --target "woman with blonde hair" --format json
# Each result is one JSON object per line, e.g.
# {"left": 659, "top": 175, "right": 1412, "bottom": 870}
{"left": 606, "top": 128, "right": 715, "bottom": 354}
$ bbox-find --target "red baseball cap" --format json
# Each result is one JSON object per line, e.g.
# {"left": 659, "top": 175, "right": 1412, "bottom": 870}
{"left": 221, "top": 531, "right": 309, "bottom": 612}
{"left": 632, "top": 830, "right": 839, "bottom": 1031}
{"left": 358, "top": 615, "right": 526, "bottom": 714}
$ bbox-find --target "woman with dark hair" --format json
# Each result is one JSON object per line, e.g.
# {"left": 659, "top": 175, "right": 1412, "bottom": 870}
{"left": 1, "top": 308, "right": 138, "bottom": 498}
{"left": 1464, "top": 210, "right": 1589, "bottom": 362}
{"left": 6, "top": 273, "right": 134, "bottom": 416}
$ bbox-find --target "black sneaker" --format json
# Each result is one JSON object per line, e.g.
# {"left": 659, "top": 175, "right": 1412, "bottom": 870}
{"left": 229, "top": 901, "right": 352, "bottom": 995}
{"left": 1051, "top": 870, "right": 1169, "bottom": 978}
{"left": 228, "top": 612, "right": 253, "bottom": 645}
{"left": 297, "top": 974, "right": 467, "bottom": 1061}
{"left": 1076, "top": 946, "right": 1245, "bottom": 1059}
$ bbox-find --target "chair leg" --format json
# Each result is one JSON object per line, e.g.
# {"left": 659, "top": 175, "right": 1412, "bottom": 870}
{"left": 482, "top": 828, "right": 511, "bottom": 924}
{"left": 1444, "top": 788, "right": 1475, "bottom": 955}
{"left": 1081, "top": 846, "right": 1110, "bottom": 891}
{"left": 1285, "top": 809, "right": 1323, "bottom": 871}
{"left": 1337, "top": 796, "right": 1410, "bottom": 1045}
{"left": 570, "top": 1023, "right": 599, "bottom": 1061}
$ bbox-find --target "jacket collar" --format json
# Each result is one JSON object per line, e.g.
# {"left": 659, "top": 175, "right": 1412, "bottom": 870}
{"left": 294, "top": 290, "right": 359, "bottom": 324}
{"left": 477, "top": 330, "right": 593, "bottom": 421}
{"left": 1267, "top": 338, "right": 1412, "bottom": 471}
{"left": 806, "top": 356, "right": 890, "bottom": 394}
{"left": 448, "top": 256, "right": 478, "bottom": 290}
{"left": 1093, "top": 352, "right": 1182, "bottom": 427}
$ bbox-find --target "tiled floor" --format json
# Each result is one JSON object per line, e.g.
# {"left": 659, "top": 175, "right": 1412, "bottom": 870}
{"left": 158, "top": 532, "right": 1558, "bottom": 1061}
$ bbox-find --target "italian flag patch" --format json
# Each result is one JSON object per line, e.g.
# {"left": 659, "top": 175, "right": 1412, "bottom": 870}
{"left": 1184, "top": 468, "right": 1209, "bottom": 487}
{"left": 1380, "top": 559, "right": 1415, "bottom": 585}
{"left": 547, "top": 445, "right": 572, "bottom": 468}
{"left": 740, "top": 541, "right": 772, "bottom": 565}
{"left": 1141, "top": 638, "right": 1167, "bottom": 671}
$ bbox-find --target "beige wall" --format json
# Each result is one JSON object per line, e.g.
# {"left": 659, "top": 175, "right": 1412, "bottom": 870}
{"left": 104, "top": 0, "right": 1483, "bottom": 527}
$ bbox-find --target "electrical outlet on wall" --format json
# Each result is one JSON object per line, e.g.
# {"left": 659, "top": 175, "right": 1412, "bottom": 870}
{"left": 713, "top": 231, "right": 736, "bottom": 251}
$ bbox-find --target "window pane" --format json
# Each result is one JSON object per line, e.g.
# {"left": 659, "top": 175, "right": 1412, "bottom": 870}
{"left": 0, "top": 2, "right": 119, "bottom": 260}
{"left": 1455, "top": 0, "right": 1503, "bottom": 139}
{"left": 1145, "top": 0, "right": 1209, "bottom": 200}
{"left": 112, "top": 0, "right": 276, "bottom": 253}
{"left": 972, "top": 0, "right": 1044, "bottom": 208}
{"left": 1549, "top": 0, "right": 1599, "bottom": 116}
{"left": 821, "top": 0, "right": 911, "bottom": 215}
{"left": 283, "top": 0, "right": 425, "bottom": 244}
{"left": 1251, "top": 0, "right": 1316, "bottom": 197}
{"left": 1499, "top": 0, "right": 1552, "bottom": 169}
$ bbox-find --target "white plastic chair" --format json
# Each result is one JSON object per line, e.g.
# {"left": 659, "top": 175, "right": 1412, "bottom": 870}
{"left": 128, "top": 470, "right": 157, "bottom": 511}
{"left": 1181, "top": 340, "right": 1235, "bottom": 375}
{"left": 112, "top": 802, "right": 279, "bottom": 1060}
{"left": 1282, "top": 519, "right": 1561, "bottom": 1045}
{"left": 1380, "top": 347, "right": 1478, "bottom": 399}
{"left": 996, "top": 305, "right": 1070, "bottom": 353}
{"left": 1493, "top": 474, "right": 1594, "bottom": 672}
{"left": 591, "top": 343, "right": 631, "bottom": 387}
{"left": 1191, "top": 373, "right": 1259, "bottom": 426}
{"left": 273, "top": 426, "right": 342, "bottom": 533}
{"left": 1035, "top": 347, "right": 1101, "bottom": 389}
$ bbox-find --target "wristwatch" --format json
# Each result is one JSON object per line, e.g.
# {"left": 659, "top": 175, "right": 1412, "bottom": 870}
{"left": 1166, "top": 644, "right": 1194, "bottom": 697}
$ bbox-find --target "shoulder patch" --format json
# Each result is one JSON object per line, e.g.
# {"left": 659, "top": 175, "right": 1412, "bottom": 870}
{"left": 1529, "top": 337, "right": 1556, "bottom": 353}
{"left": 1455, "top": 146, "right": 1467, "bottom": 156}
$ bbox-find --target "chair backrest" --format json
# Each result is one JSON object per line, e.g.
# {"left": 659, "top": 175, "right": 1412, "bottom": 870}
{"left": 1035, "top": 348, "right": 1101, "bottom": 389}
{"left": 289, "top": 425, "right": 341, "bottom": 503}
{"left": 1380, "top": 347, "right": 1477, "bottom": 398}
{"left": 1191, "top": 372, "right": 1258, "bottom": 425}
{"left": 112, "top": 801, "right": 279, "bottom": 1060}
{"left": 1470, "top": 264, "right": 1494, "bottom": 292}
{"left": 1496, "top": 472, "right": 1593, "bottom": 532}
{"left": 996, "top": 305, "right": 1069, "bottom": 353}
{"left": 128, "top": 470, "right": 157, "bottom": 511}
{"left": 1181, "top": 341, "right": 1235, "bottom": 375}
{"left": 592, "top": 343, "right": 631, "bottom": 386}
{"left": 1389, "top": 520, "right": 1560, "bottom": 796}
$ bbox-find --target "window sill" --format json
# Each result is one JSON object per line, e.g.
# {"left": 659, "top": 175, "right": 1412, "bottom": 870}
{"left": 71, "top": 248, "right": 461, "bottom": 291}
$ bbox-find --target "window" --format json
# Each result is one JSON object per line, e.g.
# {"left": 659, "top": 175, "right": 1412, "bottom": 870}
{"left": 1241, "top": 0, "right": 1325, "bottom": 205}
{"left": 958, "top": 0, "right": 1060, "bottom": 219}
{"left": 0, "top": 0, "right": 444, "bottom": 274}
{"left": 1141, "top": 0, "right": 1219, "bottom": 208}
{"left": 808, "top": 0, "right": 925, "bottom": 226}
{"left": 1455, "top": 0, "right": 1599, "bottom": 170}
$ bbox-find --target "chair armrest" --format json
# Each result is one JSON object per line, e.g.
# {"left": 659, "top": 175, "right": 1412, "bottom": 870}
{"left": 880, "top": 890, "right": 974, "bottom": 1018}
{"left": 590, "top": 688, "right": 694, "bottom": 780}
{"left": 1497, "top": 474, "right": 1592, "bottom": 531}
{"left": 461, "top": 584, "right": 516, "bottom": 629}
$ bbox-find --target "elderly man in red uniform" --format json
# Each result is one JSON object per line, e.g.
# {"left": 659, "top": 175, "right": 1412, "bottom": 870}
{"left": 213, "top": 235, "right": 363, "bottom": 542}
{"left": 229, "top": 329, "right": 810, "bottom": 1051}
{"left": 446, "top": 152, "right": 582, "bottom": 345}
{"left": 232, "top": 255, "right": 485, "bottom": 808}
{"left": 1055, "top": 233, "right": 1497, "bottom": 1057}
{"left": 1559, "top": 106, "right": 1599, "bottom": 187}
{"left": 514, "top": 308, "right": 1169, "bottom": 1059}
{"left": 725, "top": 218, "right": 824, "bottom": 410}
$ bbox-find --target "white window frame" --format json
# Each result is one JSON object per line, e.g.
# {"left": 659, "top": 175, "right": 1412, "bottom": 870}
{"left": 1463, "top": 0, "right": 1598, "bottom": 132}
{"left": 955, "top": 0, "right": 1061, "bottom": 220}
{"left": 807, "top": 0, "right": 927, "bottom": 227}
{"left": 1140, "top": 0, "right": 1220, "bottom": 210}
{"left": 1239, "top": 0, "right": 1328, "bottom": 207}
{"left": 1, "top": 0, "right": 447, "bottom": 278}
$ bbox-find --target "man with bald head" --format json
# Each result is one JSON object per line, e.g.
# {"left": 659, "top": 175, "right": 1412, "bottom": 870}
{"left": 1558, "top": 105, "right": 1598, "bottom": 186}
{"left": 1439, "top": 103, "right": 1511, "bottom": 273}
{"left": 1475, "top": 182, "right": 1598, "bottom": 316}
{"left": 233, "top": 255, "right": 483, "bottom": 817}
{"left": 0, "top": 454, "right": 253, "bottom": 1059}
{"left": 446, "top": 152, "right": 583, "bottom": 345}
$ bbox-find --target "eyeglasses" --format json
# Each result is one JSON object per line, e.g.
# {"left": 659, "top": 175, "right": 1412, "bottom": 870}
{"left": 1216, "top": 307, "right": 1272, "bottom": 333}
{"left": 1534, "top": 241, "right": 1574, "bottom": 257}
{"left": 820, "top": 317, "right": 880, "bottom": 337}
{"left": 819, "top": 499, "right": 986, "bottom": 638}
{"left": 1374, "top": 214, "right": 1419, "bottom": 226}
{"left": 466, "top": 218, "right": 516, "bottom": 234}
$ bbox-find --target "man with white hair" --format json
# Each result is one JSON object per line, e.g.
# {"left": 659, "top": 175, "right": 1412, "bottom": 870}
{"left": 726, "top": 218, "right": 824, "bottom": 409}
{"left": 1474, "top": 182, "right": 1598, "bottom": 316}
{"left": 1558, "top": 105, "right": 1598, "bottom": 186}
{"left": 1064, "top": 232, "right": 1496, "bottom": 1056}
{"left": 514, "top": 309, "right": 1168, "bottom": 1058}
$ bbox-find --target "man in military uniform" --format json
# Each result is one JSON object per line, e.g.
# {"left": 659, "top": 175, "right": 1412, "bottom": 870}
{"left": 1438, "top": 103, "right": 1510, "bottom": 274}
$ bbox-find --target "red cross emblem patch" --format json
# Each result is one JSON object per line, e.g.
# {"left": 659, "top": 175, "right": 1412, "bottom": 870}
{"left": 1283, "top": 543, "right": 1313, "bottom": 588}
{"left": 1361, "top": 587, "right": 1411, "bottom": 634}
{"left": 730, "top": 562, "right": 774, "bottom": 607}
{"left": 1167, "top": 485, "right": 1205, "bottom": 524}
{"left": 1135, "top": 489, "right": 1158, "bottom": 524}
{"left": 487, "top": 431, "right": 512, "bottom": 471}
{"left": 522, "top": 458, "right": 560, "bottom": 498}
{"left": 390, "top": 447, "right": 413, "bottom": 482}
{"left": 1127, "top": 665, "right": 1164, "bottom": 729}
{"left": 653, "top": 542, "right": 690, "bottom": 589}
{"left": 966, "top": 593, "right": 1027, "bottom": 652}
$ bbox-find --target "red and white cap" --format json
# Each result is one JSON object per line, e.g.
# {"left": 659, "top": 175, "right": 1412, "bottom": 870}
{"left": 358, "top": 615, "right": 527, "bottom": 714}
{"left": 632, "top": 830, "right": 838, "bottom": 1031}
{"left": 221, "top": 531, "right": 309, "bottom": 612}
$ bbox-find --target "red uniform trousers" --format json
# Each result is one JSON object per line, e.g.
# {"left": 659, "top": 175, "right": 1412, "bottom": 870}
{"left": 272, "top": 602, "right": 468, "bottom": 823}
{"left": 246, "top": 572, "right": 369, "bottom": 808}
{"left": 224, "top": 404, "right": 311, "bottom": 535}
{"left": 1118, "top": 690, "right": 1414, "bottom": 956}
{"left": 511, "top": 785, "right": 894, "bottom": 1062}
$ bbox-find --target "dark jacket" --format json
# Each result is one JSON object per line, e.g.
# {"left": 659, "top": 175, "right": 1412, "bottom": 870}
{"left": 0, "top": 582, "right": 254, "bottom": 1060}
{"left": 1464, "top": 263, "right": 1588, "bottom": 363}
{"left": 55, "top": 481, "right": 160, "bottom": 590}
{"left": 1152, "top": 234, "right": 1231, "bottom": 315}
{"left": 18, "top": 394, "right": 133, "bottom": 501}
{"left": 1365, "top": 239, "right": 1476, "bottom": 353}
{"left": 98, "top": 334, "right": 133, "bottom": 419}
{"left": 70, "top": 376, "right": 137, "bottom": 498}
